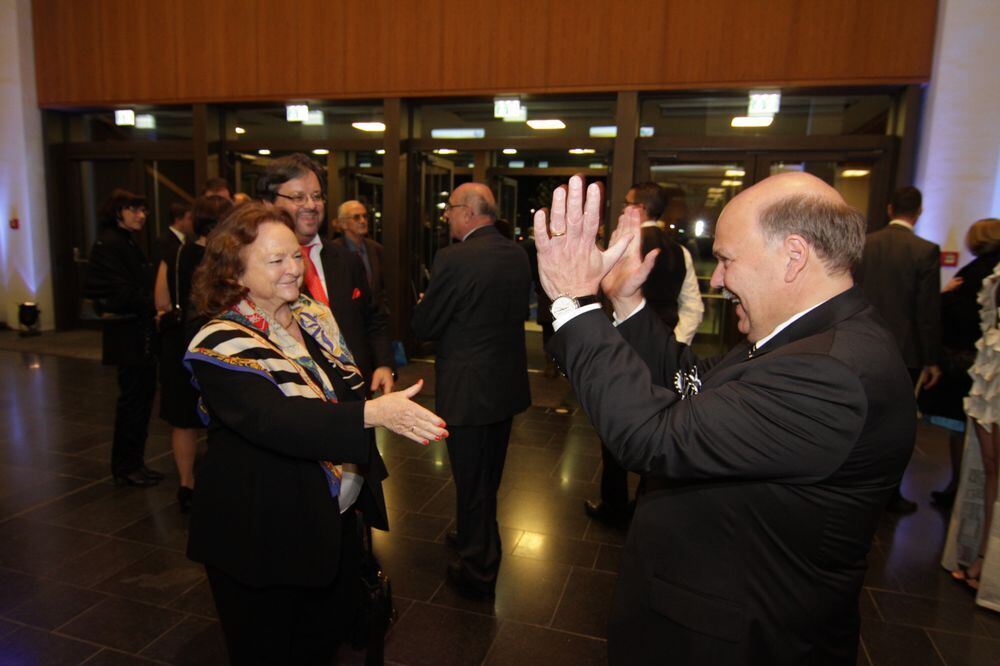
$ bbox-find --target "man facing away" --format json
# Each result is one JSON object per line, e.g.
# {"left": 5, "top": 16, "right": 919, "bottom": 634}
{"left": 256, "top": 154, "right": 395, "bottom": 395}
{"left": 412, "top": 182, "right": 531, "bottom": 600}
{"left": 333, "top": 200, "right": 386, "bottom": 307}
{"left": 535, "top": 173, "right": 914, "bottom": 664}
{"left": 584, "top": 181, "right": 705, "bottom": 527}
{"left": 855, "top": 185, "right": 941, "bottom": 514}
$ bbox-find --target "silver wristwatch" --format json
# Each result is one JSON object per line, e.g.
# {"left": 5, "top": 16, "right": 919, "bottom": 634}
{"left": 550, "top": 294, "right": 600, "bottom": 319}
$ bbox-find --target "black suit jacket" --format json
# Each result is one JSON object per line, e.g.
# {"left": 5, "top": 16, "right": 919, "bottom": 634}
{"left": 187, "top": 334, "right": 388, "bottom": 588}
{"left": 549, "top": 286, "right": 914, "bottom": 664}
{"left": 412, "top": 225, "right": 531, "bottom": 425}
{"left": 306, "top": 240, "right": 393, "bottom": 384}
{"left": 84, "top": 226, "right": 157, "bottom": 366}
{"left": 855, "top": 223, "right": 941, "bottom": 369}
{"left": 333, "top": 236, "right": 386, "bottom": 307}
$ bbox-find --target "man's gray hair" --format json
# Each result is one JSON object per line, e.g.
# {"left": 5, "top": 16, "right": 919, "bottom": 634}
{"left": 758, "top": 194, "right": 866, "bottom": 274}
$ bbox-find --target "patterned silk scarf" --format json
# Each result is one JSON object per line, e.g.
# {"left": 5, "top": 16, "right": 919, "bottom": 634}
{"left": 185, "top": 295, "right": 365, "bottom": 498}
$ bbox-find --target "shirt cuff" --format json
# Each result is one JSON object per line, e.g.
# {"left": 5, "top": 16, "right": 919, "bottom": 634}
{"left": 552, "top": 303, "right": 603, "bottom": 332}
{"left": 612, "top": 298, "right": 646, "bottom": 327}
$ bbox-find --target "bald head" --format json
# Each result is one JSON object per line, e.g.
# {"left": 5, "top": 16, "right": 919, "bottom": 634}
{"left": 337, "top": 199, "right": 369, "bottom": 243}
{"left": 722, "top": 172, "right": 864, "bottom": 275}
{"left": 445, "top": 182, "right": 497, "bottom": 240}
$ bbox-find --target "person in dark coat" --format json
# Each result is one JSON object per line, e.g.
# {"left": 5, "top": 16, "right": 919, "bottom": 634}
{"left": 920, "top": 217, "right": 1000, "bottom": 507}
{"left": 84, "top": 188, "right": 164, "bottom": 488}
{"left": 184, "top": 202, "right": 445, "bottom": 664}
{"left": 534, "top": 173, "right": 913, "bottom": 665}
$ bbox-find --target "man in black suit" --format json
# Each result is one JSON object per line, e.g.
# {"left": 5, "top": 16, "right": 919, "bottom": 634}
{"left": 333, "top": 199, "right": 386, "bottom": 307}
{"left": 584, "top": 182, "right": 705, "bottom": 527}
{"left": 412, "top": 182, "right": 532, "bottom": 600}
{"left": 257, "top": 154, "right": 394, "bottom": 393}
{"left": 535, "top": 173, "right": 914, "bottom": 664}
{"left": 856, "top": 185, "right": 941, "bottom": 513}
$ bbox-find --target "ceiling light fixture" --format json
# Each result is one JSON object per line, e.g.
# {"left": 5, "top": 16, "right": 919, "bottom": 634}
{"left": 431, "top": 128, "right": 485, "bottom": 139}
{"left": 234, "top": 126, "right": 246, "bottom": 135}
{"left": 502, "top": 148, "right": 517, "bottom": 155}
{"left": 352, "top": 122, "right": 386, "bottom": 132}
{"left": 258, "top": 149, "right": 271, "bottom": 155}
{"left": 841, "top": 169, "right": 871, "bottom": 178}
{"left": 568, "top": 148, "right": 596, "bottom": 155}
{"left": 731, "top": 115, "right": 773, "bottom": 128}
{"left": 527, "top": 119, "right": 566, "bottom": 130}
{"left": 312, "top": 148, "right": 330, "bottom": 155}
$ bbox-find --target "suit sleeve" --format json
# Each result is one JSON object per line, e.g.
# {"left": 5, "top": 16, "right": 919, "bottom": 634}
{"left": 191, "top": 360, "right": 371, "bottom": 464}
{"left": 551, "top": 310, "right": 867, "bottom": 483}
{"left": 412, "top": 250, "right": 462, "bottom": 341}
{"left": 349, "top": 250, "right": 393, "bottom": 369}
{"left": 915, "top": 244, "right": 942, "bottom": 365}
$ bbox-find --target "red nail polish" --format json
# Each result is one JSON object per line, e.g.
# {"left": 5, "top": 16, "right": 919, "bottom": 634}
{"left": 422, "top": 439, "right": 429, "bottom": 445}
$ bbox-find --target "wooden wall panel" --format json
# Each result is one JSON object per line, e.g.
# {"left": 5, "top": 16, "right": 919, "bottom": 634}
{"left": 32, "top": 0, "right": 105, "bottom": 104}
{"left": 98, "top": 0, "right": 178, "bottom": 102}
{"left": 175, "top": 0, "right": 259, "bottom": 100}
{"left": 440, "top": 0, "right": 550, "bottom": 93}
{"left": 32, "top": 0, "right": 938, "bottom": 107}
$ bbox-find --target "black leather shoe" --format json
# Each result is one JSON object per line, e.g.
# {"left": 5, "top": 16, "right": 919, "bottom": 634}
{"left": 445, "top": 563, "right": 495, "bottom": 600}
{"left": 139, "top": 466, "right": 165, "bottom": 481}
{"left": 445, "top": 530, "right": 460, "bottom": 550}
{"left": 886, "top": 494, "right": 918, "bottom": 514}
{"left": 177, "top": 486, "right": 194, "bottom": 513}
{"left": 114, "top": 470, "right": 160, "bottom": 487}
{"left": 584, "top": 500, "right": 628, "bottom": 528}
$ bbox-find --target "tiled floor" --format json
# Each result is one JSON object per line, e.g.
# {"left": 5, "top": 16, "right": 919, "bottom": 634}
{"left": 0, "top": 343, "right": 998, "bottom": 665}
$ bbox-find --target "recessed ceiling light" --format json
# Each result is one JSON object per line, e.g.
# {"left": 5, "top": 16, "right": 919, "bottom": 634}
{"left": 841, "top": 169, "right": 871, "bottom": 178}
{"left": 527, "top": 119, "right": 566, "bottom": 130}
{"left": 589, "top": 163, "right": 606, "bottom": 169}
{"left": 375, "top": 149, "right": 386, "bottom": 155}
{"left": 502, "top": 148, "right": 517, "bottom": 155}
{"left": 258, "top": 149, "right": 271, "bottom": 155}
{"left": 731, "top": 115, "right": 773, "bottom": 128}
{"left": 568, "top": 148, "right": 596, "bottom": 155}
{"left": 720, "top": 179, "right": 743, "bottom": 187}
{"left": 434, "top": 148, "right": 457, "bottom": 155}
{"left": 234, "top": 126, "right": 246, "bottom": 135}
{"left": 724, "top": 168, "right": 746, "bottom": 177}
{"left": 312, "top": 148, "right": 330, "bottom": 155}
{"left": 431, "top": 128, "right": 485, "bottom": 139}
{"left": 352, "top": 122, "right": 386, "bottom": 132}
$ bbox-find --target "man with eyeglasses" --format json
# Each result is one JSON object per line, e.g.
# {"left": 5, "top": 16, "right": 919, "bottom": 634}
{"left": 333, "top": 200, "right": 385, "bottom": 306}
{"left": 412, "top": 182, "right": 531, "bottom": 600}
{"left": 257, "top": 154, "right": 395, "bottom": 396}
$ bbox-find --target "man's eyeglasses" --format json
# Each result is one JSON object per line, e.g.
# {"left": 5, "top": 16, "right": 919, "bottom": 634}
{"left": 443, "top": 203, "right": 468, "bottom": 213}
{"left": 341, "top": 213, "right": 368, "bottom": 221}
{"left": 276, "top": 192, "right": 326, "bottom": 206}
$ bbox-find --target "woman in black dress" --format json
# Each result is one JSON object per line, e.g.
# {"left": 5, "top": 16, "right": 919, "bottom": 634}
{"left": 920, "top": 218, "right": 1000, "bottom": 506}
{"left": 157, "top": 195, "right": 233, "bottom": 511}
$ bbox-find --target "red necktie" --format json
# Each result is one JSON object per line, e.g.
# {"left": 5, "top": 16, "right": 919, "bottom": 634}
{"left": 300, "top": 244, "right": 329, "bottom": 306}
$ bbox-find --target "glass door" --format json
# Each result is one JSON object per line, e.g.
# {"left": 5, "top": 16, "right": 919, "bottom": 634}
{"left": 414, "top": 153, "right": 456, "bottom": 297}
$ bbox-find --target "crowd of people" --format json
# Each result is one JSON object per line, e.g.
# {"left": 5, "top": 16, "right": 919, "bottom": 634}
{"left": 82, "top": 156, "right": 1000, "bottom": 664}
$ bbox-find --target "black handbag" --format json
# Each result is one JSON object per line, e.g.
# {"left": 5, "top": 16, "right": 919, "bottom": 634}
{"left": 351, "top": 514, "right": 397, "bottom": 666}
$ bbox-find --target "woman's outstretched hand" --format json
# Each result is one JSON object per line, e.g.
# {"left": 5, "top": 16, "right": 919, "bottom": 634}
{"left": 363, "top": 379, "right": 447, "bottom": 445}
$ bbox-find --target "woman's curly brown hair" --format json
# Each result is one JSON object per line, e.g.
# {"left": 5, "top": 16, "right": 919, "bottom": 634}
{"left": 191, "top": 201, "right": 295, "bottom": 317}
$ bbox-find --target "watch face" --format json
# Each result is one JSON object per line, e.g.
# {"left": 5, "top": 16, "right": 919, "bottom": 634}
{"left": 551, "top": 295, "right": 576, "bottom": 318}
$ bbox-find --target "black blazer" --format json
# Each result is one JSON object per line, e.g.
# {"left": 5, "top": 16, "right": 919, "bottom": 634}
{"left": 84, "top": 226, "right": 157, "bottom": 366}
{"left": 550, "top": 286, "right": 914, "bottom": 664}
{"left": 412, "top": 225, "right": 532, "bottom": 425}
{"left": 187, "top": 334, "right": 388, "bottom": 588}
{"left": 333, "top": 236, "right": 386, "bottom": 308}
{"left": 855, "top": 224, "right": 941, "bottom": 369}
{"left": 306, "top": 240, "right": 394, "bottom": 385}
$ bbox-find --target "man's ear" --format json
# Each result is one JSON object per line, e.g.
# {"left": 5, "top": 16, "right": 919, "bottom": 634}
{"left": 784, "top": 235, "right": 808, "bottom": 282}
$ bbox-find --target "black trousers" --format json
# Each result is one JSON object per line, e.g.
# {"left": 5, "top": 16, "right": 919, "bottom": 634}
{"left": 111, "top": 363, "right": 157, "bottom": 477}
{"left": 446, "top": 418, "right": 513, "bottom": 589}
{"left": 599, "top": 442, "right": 631, "bottom": 513}
{"left": 206, "top": 509, "right": 362, "bottom": 666}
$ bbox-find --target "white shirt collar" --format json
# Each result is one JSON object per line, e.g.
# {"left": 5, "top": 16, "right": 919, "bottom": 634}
{"left": 752, "top": 298, "right": 828, "bottom": 352}
{"left": 169, "top": 226, "right": 185, "bottom": 243}
{"left": 888, "top": 219, "right": 915, "bottom": 231}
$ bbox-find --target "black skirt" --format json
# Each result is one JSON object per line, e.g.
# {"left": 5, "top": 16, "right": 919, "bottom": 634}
{"left": 158, "top": 319, "right": 204, "bottom": 428}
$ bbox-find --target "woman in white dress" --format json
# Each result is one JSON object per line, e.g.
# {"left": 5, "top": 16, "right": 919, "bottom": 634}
{"left": 953, "top": 257, "right": 1000, "bottom": 592}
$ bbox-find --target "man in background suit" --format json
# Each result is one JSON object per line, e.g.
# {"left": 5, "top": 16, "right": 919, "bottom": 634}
{"left": 583, "top": 182, "right": 705, "bottom": 527}
{"left": 257, "top": 154, "right": 394, "bottom": 393}
{"left": 856, "top": 185, "right": 941, "bottom": 513}
{"left": 535, "top": 173, "right": 914, "bottom": 664}
{"left": 333, "top": 199, "right": 386, "bottom": 307}
{"left": 412, "top": 182, "right": 531, "bottom": 600}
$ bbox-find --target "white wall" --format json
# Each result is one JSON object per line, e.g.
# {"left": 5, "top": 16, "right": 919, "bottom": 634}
{"left": 0, "top": 0, "right": 54, "bottom": 330}
{"left": 915, "top": 0, "right": 1000, "bottom": 274}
